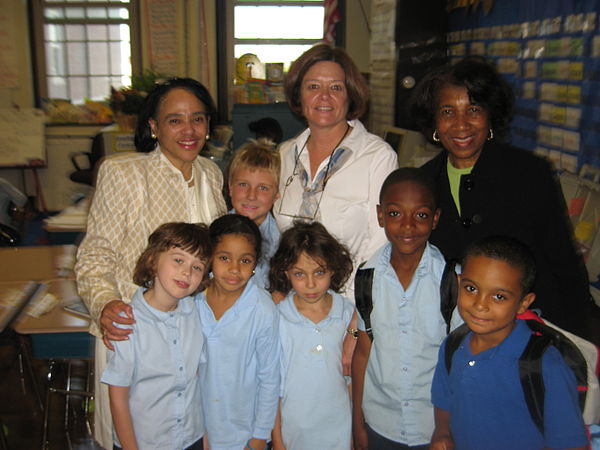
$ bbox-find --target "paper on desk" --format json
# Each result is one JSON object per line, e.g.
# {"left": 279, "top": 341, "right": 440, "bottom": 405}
{"left": 3, "top": 285, "right": 61, "bottom": 318}
{"left": 43, "top": 197, "right": 89, "bottom": 230}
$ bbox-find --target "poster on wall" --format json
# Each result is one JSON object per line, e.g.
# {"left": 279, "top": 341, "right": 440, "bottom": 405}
{"left": 0, "top": 0, "right": 19, "bottom": 88}
{"left": 145, "top": 0, "right": 180, "bottom": 76}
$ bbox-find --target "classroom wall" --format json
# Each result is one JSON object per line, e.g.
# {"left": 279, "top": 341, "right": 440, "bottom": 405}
{"left": 346, "top": 0, "right": 372, "bottom": 73}
{"left": 0, "top": 0, "right": 34, "bottom": 110}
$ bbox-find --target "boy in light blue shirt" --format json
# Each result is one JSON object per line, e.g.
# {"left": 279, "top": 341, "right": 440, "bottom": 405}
{"left": 352, "top": 168, "right": 460, "bottom": 449}
{"left": 227, "top": 139, "right": 281, "bottom": 290}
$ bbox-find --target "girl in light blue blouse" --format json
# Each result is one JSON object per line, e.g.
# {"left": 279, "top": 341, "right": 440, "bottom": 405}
{"left": 102, "top": 222, "right": 211, "bottom": 450}
{"left": 196, "top": 214, "right": 280, "bottom": 450}
{"left": 269, "top": 221, "right": 356, "bottom": 450}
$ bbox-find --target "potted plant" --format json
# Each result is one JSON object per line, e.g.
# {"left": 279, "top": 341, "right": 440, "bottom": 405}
{"left": 109, "top": 69, "right": 165, "bottom": 130}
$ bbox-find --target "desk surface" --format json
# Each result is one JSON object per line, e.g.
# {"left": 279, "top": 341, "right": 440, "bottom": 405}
{"left": 0, "top": 245, "right": 90, "bottom": 334}
{"left": 0, "top": 245, "right": 76, "bottom": 282}
{"left": 0, "top": 280, "right": 90, "bottom": 334}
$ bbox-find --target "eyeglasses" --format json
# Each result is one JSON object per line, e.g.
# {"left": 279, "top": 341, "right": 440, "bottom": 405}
{"left": 277, "top": 144, "right": 335, "bottom": 221}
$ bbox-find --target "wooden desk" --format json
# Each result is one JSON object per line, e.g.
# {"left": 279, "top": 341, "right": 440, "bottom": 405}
{"left": 0, "top": 245, "right": 77, "bottom": 282}
{"left": 0, "top": 245, "right": 89, "bottom": 334}
{"left": 0, "top": 280, "right": 90, "bottom": 334}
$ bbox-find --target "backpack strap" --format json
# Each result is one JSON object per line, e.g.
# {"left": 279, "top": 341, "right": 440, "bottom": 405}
{"left": 354, "top": 264, "right": 375, "bottom": 342}
{"left": 440, "top": 259, "right": 458, "bottom": 334}
{"left": 519, "top": 332, "right": 551, "bottom": 434}
{"left": 444, "top": 323, "right": 470, "bottom": 373}
{"left": 523, "top": 319, "right": 588, "bottom": 414}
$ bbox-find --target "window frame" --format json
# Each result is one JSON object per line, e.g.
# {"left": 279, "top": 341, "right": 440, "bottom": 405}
{"left": 29, "top": 0, "right": 142, "bottom": 107}
{"left": 216, "top": 0, "right": 326, "bottom": 122}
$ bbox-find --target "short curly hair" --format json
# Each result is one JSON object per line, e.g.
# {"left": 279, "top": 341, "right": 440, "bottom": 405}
{"left": 284, "top": 43, "right": 369, "bottom": 120}
{"left": 133, "top": 222, "right": 212, "bottom": 293}
{"left": 268, "top": 221, "right": 353, "bottom": 294}
{"left": 410, "top": 56, "right": 514, "bottom": 143}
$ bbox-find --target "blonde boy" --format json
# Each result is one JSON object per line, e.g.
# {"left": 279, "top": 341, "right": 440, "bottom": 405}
{"left": 227, "top": 139, "right": 281, "bottom": 289}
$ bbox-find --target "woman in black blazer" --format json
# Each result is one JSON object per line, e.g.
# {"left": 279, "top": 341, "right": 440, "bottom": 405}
{"left": 411, "top": 56, "right": 591, "bottom": 334}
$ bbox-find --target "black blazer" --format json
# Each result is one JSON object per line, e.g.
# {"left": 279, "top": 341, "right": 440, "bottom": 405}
{"left": 422, "top": 142, "right": 590, "bottom": 331}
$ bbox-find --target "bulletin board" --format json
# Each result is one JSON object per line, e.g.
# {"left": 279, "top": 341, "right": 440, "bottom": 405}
{"left": 0, "top": 109, "right": 46, "bottom": 167}
{"left": 446, "top": 0, "right": 600, "bottom": 173}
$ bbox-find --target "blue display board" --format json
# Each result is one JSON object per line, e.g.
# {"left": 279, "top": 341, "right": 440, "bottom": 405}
{"left": 447, "top": 0, "right": 600, "bottom": 172}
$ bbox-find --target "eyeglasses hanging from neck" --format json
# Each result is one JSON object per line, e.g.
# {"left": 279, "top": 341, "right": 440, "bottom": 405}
{"left": 278, "top": 125, "right": 352, "bottom": 221}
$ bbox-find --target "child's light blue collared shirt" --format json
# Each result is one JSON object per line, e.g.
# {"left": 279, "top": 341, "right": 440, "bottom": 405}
{"left": 196, "top": 278, "right": 280, "bottom": 450}
{"left": 101, "top": 287, "right": 205, "bottom": 450}
{"left": 278, "top": 290, "right": 354, "bottom": 448}
{"left": 357, "top": 241, "right": 461, "bottom": 446}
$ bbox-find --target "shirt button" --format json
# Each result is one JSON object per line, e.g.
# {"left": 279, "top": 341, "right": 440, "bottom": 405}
{"left": 404, "top": 401, "right": 409, "bottom": 406}
{"left": 314, "top": 328, "right": 320, "bottom": 333}
{"left": 468, "top": 360, "right": 476, "bottom": 366}
{"left": 179, "top": 366, "right": 183, "bottom": 371}
{"left": 402, "top": 330, "right": 407, "bottom": 334}
{"left": 173, "top": 340, "right": 177, "bottom": 344}
{"left": 402, "top": 367, "right": 408, "bottom": 372}
{"left": 177, "top": 418, "right": 181, "bottom": 423}
{"left": 401, "top": 431, "right": 406, "bottom": 435}
{"left": 178, "top": 392, "right": 182, "bottom": 397}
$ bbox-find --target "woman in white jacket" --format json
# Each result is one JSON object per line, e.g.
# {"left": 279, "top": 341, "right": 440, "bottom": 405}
{"left": 75, "top": 78, "right": 226, "bottom": 449}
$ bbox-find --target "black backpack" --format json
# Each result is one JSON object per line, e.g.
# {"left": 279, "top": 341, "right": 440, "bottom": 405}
{"left": 354, "top": 259, "right": 458, "bottom": 341}
{"left": 443, "top": 319, "right": 590, "bottom": 434}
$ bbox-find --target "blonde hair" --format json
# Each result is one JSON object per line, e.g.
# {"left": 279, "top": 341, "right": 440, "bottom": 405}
{"left": 227, "top": 138, "right": 281, "bottom": 187}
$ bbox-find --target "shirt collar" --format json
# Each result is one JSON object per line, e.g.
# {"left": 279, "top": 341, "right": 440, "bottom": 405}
{"left": 133, "top": 287, "right": 194, "bottom": 323}
{"left": 294, "top": 120, "right": 358, "bottom": 167}
{"left": 158, "top": 147, "right": 192, "bottom": 180}
{"left": 279, "top": 290, "right": 344, "bottom": 324}
{"left": 466, "top": 318, "right": 532, "bottom": 359}
{"left": 378, "top": 241, "right": 434, "bottom": 280}
{"left": 227, "top": 277, "right": 259, "bottom": 317}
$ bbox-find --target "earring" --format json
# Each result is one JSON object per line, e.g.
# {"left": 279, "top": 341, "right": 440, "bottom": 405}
{"left": 488, "top": 128, "right": 494, "bottom": 141}
{"left": 432, "top": 130, "right": 440, "bottom": 142}
{"left": 205, "top": 133, "right": 210, "bottom": 140}
{"left": 151, "top": 133, "right": 157, "bottom": 140}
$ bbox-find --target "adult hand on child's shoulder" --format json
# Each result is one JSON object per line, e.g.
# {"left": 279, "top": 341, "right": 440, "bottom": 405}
{"left": 101, "top": 300, "right": 135, "bottom": 350}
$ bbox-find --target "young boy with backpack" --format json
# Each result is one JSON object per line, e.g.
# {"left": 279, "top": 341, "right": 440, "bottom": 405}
{"left": 430, "top": 235, "right": 589, "bottom": 450}
{"left": 352, "top": 168, "right": 461, "bottom": 449}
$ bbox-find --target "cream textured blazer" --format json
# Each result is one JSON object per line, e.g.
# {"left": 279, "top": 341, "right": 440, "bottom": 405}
{"left": 75, "top": 148, "right": 226, "bottom": 337}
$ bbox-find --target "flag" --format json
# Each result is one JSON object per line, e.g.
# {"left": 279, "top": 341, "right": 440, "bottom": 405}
{"left": 323, "top": 0, "right": 341, "bottom": 45}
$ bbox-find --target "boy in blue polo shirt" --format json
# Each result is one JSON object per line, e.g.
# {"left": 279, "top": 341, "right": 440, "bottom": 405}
{"left": 430, "top": 235, "right": 588, "bottom": 450}
{"left": 352, "top": 168, "right": 461, "bottom": 449}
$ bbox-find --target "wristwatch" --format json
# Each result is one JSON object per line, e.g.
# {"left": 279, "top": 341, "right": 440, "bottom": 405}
{"left": 347, "top": 327, "right": 359, "bottom": 339}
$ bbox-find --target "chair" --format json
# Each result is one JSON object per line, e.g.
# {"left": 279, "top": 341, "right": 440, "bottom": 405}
{"left": 69, "top": 133, "right": 105, "bottom": 186}
{"left": 31, "top": 332, "right": 95, "bottom": 449}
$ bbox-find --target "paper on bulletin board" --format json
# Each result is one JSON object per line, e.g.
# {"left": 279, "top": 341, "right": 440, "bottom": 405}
{"left": 0, "top": 0, "right": 19, "bottom": 88}
{"left": 145, "top": 0, "right": 181, "bottom": 76}
{"left": 0, "top": 109, "right": 46, "bottom": 167}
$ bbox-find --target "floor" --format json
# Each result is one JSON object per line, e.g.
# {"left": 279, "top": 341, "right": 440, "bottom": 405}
{"left": 0, "top": 329, "right": 101, "bottom": 450}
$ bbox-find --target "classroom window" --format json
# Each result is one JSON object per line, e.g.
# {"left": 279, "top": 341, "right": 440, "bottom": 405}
{"left": 234, "top": 1, "right": 325, "bottom": 70}
{"left": 32, "top": 0, "right": 139, "bottom": 105}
